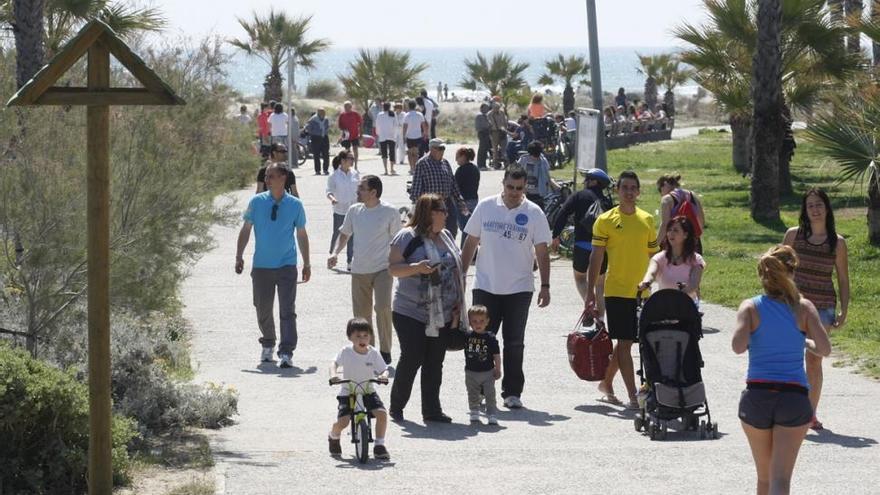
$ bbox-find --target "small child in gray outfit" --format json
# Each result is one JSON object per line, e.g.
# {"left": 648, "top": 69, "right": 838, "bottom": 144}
{"left": 464, "top": 305, "right": 501, "bottom": 425}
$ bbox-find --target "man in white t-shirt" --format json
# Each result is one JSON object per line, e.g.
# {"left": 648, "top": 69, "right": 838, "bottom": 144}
{"left": 373, "top": 102, "right": 398, "bottom": 175}
{"left": 328, "top": 175, "right": 401, "bottom": 365}
{"left": 401, "top": 100, "right": 428, "bottom": 171}
{"left": 268, "top": 103, "right": 289, "bottom": 144}
{"left": 461, "top": 167, "right": 552, "bottom": 409}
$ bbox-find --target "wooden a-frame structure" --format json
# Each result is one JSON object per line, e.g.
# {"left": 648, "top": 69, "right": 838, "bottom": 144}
{"left": 7, "top": 19, "right": 185, "bottom": 495}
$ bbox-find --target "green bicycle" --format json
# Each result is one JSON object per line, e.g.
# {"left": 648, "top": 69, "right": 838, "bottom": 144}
{"left": 329, "top": 378, "right": 387, "bottom": 463}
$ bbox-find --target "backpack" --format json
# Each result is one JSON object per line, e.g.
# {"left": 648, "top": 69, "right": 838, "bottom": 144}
{"left": 578, "top": 191, "right": 614, "bottom": 242}
{"left": 671, "top": 189, "right": 703, "bottom": 237}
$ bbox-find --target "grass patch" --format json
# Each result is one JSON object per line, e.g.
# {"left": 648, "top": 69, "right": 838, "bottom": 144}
{"left": 165, "top": 480, "right": 215, "bottom": 495}
{"left": 552, "top": 131, "right": 880, "bottom": 378}
{"left": 133, "top": 432, "right": 215, "bottom": 470}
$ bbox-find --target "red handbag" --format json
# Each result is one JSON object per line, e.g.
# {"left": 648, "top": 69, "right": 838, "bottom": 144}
{"left": 567, "top": 311, "right": 613, "bottom": 381}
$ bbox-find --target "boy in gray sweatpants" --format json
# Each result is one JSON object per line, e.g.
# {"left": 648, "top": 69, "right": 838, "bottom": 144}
{"left": 464, "top": 305, "right": 501, "bottom": 425}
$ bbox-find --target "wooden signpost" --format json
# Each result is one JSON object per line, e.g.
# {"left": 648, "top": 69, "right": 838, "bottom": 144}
{"left": 6, "top": 20, "right": 184, "bottom": 495}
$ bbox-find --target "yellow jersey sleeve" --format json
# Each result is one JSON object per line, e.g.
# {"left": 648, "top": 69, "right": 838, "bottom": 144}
{"left": 592, "top": 212, "right": 610, "bottom": 248}
{"left": 646, "top": 213, "right": 659, "bottom": 253}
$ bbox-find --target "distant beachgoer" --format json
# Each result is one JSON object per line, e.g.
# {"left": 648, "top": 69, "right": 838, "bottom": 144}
{"left": 374, "top": 102, "right": 398, "bottom": 175}
{"left": 338, "top": 101, "right": 363, "bottom": 170}
{"left": 615, "top": 87, "right": 627, "bottom": 108}
{"left": 421, "top": 89, "right": 439, "bottom": 139}
{"left": 368, "top": 100, "right": 382, "bottom": 135}
{"left": 238, "top": 105, "right": 252, "bottom": 125}
{"left": 256, "top": 142, "right": 298, "bottom": 197}
{"left": 656, "top": 174, "right": 705, "bottom": 252}
{"left": 269, "top": 103, "right": 289, "bottom": 145}
{"left": 306, "top": 108, "right": 331, "bottom": 175}
{"left": 487, "top": 102, "right": 508, "bottom": 169}
{"left": 514, "top": 141, "right": 559, "bottom": 211}
{"left": 394, "top": 102, "right": 407, "bottom": 166}
{"left": 402, "top": 100, "right": 428, "bottom": 172}
{"left": 527, "top": 94, "right": 546, "bottom": 120}
{"left": 257, "top": 102, "right": 272, "bottom": 155}
{"left": 782, "top": 187, "right": 849, "bottom": 431}
{"left": 443, "top": 84, "right": 449, "bottom": 101}
{"left": 326, "top": 150, "right": 359, "bottom": 270}
{"left": 475, "top": 103, "right": 491, "bottom": 170}
{"left": 453, "top": 147, "right": 479, "bottom": 247}
{"left": 437, "top": 82, "right": 443, "bottom": 102}
{"left": 732, "top": 245, "right": 830, "bottom": 495}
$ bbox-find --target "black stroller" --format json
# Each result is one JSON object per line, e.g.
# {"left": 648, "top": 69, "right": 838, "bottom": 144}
{"left": 634, "top": 288, "right": 718, "bottom": 440}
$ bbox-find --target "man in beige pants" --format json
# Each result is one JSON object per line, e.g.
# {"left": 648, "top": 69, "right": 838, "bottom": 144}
{"left": 328, "top": 175, "right": 401, "bottom": 365}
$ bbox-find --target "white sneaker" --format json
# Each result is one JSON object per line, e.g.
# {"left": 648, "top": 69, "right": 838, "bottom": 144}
{"left": 469, "top": 411, "right": 480, "bottom": 423}
{"left": 487, "top": 415, "right": 499, "bottom": 425}
{"left": 279, "top": 353, "right": 293, "bottom": 368}
{"left": 260, "top": 347, "right": 274, "bottom": 362}
{"left": 503, "top": 396, "right": 523, "bottom": 409}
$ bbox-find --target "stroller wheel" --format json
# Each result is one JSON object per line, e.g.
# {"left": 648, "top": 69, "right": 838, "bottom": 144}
{"left": 634, "top": 416, "right": 644, "bottom": 432}
{"left": 661, "top": 421, "right": 669, "bottom": 440}
{"left": 711, "top": 422, "right": 719, "bottom": 440}
{"left": 648, "top": 422, "right": 657, "bottom": 441}
{"left": 699, "top": 420, "right": 707, "bottom": 440}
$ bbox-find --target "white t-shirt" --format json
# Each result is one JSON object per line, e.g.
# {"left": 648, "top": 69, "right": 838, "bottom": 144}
{"left": 269, "top": 112, "right": 289, "bottom": 136}
{"left": 464, "top": 194, "right": 552, "bottom": 294}
{"left": 564, "top": 117, "right": 576, "bottom": 131}
{"left": 333, "top": 344, "right": 388, "bottom": 397}
{"left": 403, "top": 111, "right": 426, "bottom": 139}
{"left": 423, "top": 99, "right": 434, "bottom": 125}
{"left": 326, "top": 168, "right": 360, "bottom": 215}
{"left": 374, "top": 112, "right": 397, "bottom": 142}
{"left": 339, "top": 201, "right": 401, "bottom": 274}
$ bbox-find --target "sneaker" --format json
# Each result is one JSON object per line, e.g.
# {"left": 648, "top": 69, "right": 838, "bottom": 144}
{"left": 373, "top": 445, "right": 390, "bottom": 460}
{"left": 503, "top": 396, "right": 523, "bottom": 409}
{"left": 389, "top": 409, "right": 404, "bottom": 422}
{"left": 279, "top": 354, "right": 293, "bottom": 368}
{"left": 487, "top": 415, "right": 499, "bottom": 425}
{"left": 469, "top": 411, "right": 480, "bottom": 423}
{"left": 260, "top": 347, "right": 274, "bottom": 362}
{"left": 328, "top": 437, "right": 341, "bottom": 456}
{"left": 346, "top": 262, "right": 351, "bottom": 272}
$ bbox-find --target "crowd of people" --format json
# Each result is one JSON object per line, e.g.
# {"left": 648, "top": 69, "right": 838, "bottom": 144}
{"left": 233, "top": 92, "right": 850, "bottom": 492}
{"left": 606, "top": 87, "right": 671, "bottom": 136}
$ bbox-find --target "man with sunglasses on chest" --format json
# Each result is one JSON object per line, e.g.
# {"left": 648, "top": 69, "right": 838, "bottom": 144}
{"left": 461, "top": 168, "right": 552, "bottom": 409}
{"left": 235, "top": 163, "right": 312, "bottom": 369}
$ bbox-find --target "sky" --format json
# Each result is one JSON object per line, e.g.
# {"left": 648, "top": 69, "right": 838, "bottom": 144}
{"left": 152, "top": 0, "right": 708, "bottom": 48}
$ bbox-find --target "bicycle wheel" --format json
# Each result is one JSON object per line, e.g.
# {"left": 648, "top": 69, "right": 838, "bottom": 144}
{"left": 356, "top": 418, "right": 370, "bottom": 464}
{"left": 297, "top": 143, "right": 309, "bottom": 166}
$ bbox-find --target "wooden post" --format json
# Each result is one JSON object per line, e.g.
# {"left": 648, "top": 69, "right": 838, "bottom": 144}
{"left": 86, "top": 40, "right": 112, "bottom": 495}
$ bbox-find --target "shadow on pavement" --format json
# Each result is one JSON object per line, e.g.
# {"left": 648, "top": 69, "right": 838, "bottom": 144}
{"left": 701, "top": 326, "right": 721, "bottom": 335}
{"left": 213, "top": 450, "right": 278, "bottom": 468}
{"left": 805, "top": 429, "right": 877, "bottom": 448}
{"left": 574, "top": 404, "right": 638, "bottom": 420}
{"left": 240, "top": 363, "right": 318, "bottom": 378}
{"left": 397, "top": 420, "right": 481, "bottom": 441}
{"left": 334, "top": 457, "right": 397, "bottom": 470}
{"left": 495, "top": 407, "right": 570, "bottom": 426}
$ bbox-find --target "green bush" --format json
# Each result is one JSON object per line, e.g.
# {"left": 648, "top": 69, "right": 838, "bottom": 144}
{"left": 0, "top": 343, "right": 136, "bottom": 493}
{"left": 305, "top": 78, "right": 341, "bottom": 100}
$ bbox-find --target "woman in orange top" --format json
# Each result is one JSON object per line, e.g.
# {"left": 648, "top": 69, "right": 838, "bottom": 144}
{"left": 527, "top": 93, "right": 546, "bottom": 120}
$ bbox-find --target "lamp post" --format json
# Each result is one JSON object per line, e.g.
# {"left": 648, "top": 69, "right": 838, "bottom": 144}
{"left": 586, "top": 0, "right": 607, "bottom": 171}
{"left": 287, "top": 51, "right": 297, "bottom": 167}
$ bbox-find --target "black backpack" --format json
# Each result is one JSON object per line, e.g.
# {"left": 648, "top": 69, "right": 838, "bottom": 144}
{"left": 579, "top": 192, "right": 614, "bottom": 242}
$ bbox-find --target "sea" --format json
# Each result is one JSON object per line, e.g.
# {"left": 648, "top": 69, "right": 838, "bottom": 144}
{"left": 224, "top": 46, "right": 699, "bottom": 100}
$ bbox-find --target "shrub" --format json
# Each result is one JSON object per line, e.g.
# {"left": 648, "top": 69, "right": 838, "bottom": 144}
{"left": 305, "top": 78, "right": 341, "bottom": 100}
{"left": 0, "top": 343, "right": 136, "bottom": 493}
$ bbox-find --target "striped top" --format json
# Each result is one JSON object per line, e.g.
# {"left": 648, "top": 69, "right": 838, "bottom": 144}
{"left": 792, "top": 230, "right": 836, "bottom": 309}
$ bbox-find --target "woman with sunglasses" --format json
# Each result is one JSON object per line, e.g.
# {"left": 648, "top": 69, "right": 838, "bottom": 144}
{"left": 387, "top": 194, "right": 466, "bottom": 423}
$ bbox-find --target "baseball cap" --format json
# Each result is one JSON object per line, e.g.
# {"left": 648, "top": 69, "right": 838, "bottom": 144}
{"left": 429, "top": 138, "right": 446, "bottom": 149}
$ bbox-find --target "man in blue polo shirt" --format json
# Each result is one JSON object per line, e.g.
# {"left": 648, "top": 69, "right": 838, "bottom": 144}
{"left": 235, "top": 163, "right": 312, "bottom": 368}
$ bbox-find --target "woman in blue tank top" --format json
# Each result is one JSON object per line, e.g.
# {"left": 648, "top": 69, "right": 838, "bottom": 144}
{"left": 732, "top": 245, "right": 830, "bottom": 495}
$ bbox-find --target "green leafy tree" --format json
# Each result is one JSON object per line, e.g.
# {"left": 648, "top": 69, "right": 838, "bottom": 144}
{"left": 537, "top": 54, "right": 590, "bottom": 114}
{"left": 636, "top": 53, "right": 670, "bottom": 110}
{"left": 460, "top": 51, "right": 529, "bottom": 113}
{"left": 657, "top": 56, "right": 693, "bottom": 119}
{"left": 338, "top": 48, "right": 428, "bottom": 113}
{"left": 228, "top": 9, "right": 330, "bottom": 102}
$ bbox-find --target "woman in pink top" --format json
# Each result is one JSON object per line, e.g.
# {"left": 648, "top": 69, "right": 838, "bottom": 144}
{"left": 639, "top": 216, "right": 705, "bottom": 300}
{"left": 527, "top": 93, "right": 546, "bottom": 120}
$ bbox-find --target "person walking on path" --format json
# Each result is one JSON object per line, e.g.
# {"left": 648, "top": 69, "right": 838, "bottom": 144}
{"left": 551, "top": 168, "right": 612, "bottom": 306}
{"left": 656, "top": 174, "right": 705, "bottom": 252}
{"left": 328, "top": 175, "right": 401, "bottom": 365}
{"left": 487, "top": 102, "right": 508, "bottom": 169}
{"left": 460, "top": 168, "right": 552, "bottom": 409}
{"left": 402, "top": 100, "right": 428, "bottom": 173}
{"left": 732, "top": 245, "right": 831, "bottom": 495}
{"left": 289, "top": 108, "right": 300, "bottom": 166}
{"left": 256, "top": 143, "right": 299, "bottom": 197}
{"left": 420, "top": 89, "right": 438, "bottom": 139}
{"left": 453, "top": 147, "right": 480, "bottom": 247}
{"left": 374, "top": 102, "right": 398, "bottom": 175}
{"left": 306, "top": 108, "right": 331, "bottom": 175}
{"left": 410, "top": 139, "right": 470, "bottom": 238}
{"left": 394, "top": 102, "right": 407, "bottom": 166}
{"left": 387, "top": 194, "right": 466, "bottom": 423}
{"left": 585, "top": 170, "right": 658, "bottom": 409}
{"left": 338, "top": 101, "right": 363, "bottom": 170}
{"left": 235, "top": 163, "right": 311, "bottom": 368}
{"left": 237, "top": 105, "right": 252, "bottom": 125}
{"left": 443, "top": 83, "right": 449, "bottom": 102}
{"left": 326, "top": 150, "right": 360, "bottom": 270}
{"left": 782, "top": 188, "right": 849, "bottom": 431}
{"left": 269, "top": 103, "right": 290, "bottom": 145}
{"left": 257, "top": 102, "right": 273, "bottom": 156}
{"left": 475, "top": 103, "right": 491, "bottom": 171}
{"left": 514, "top": 141, "right": 559, "bottom": 211}
{"left": 639, "top": 216, "right": 705, "bottom": 301}
{"left": 463, "top": 305, "right": 501, "bottom": 425}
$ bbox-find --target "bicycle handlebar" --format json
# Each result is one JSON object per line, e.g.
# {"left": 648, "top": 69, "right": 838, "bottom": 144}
{"left": 328, "top": 378, "right": 388, "bottom": 387}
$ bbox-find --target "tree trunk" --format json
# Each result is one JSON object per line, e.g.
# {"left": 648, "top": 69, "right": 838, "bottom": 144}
{"left": 778, "top": 103, "right": 795, "bottom": 196}
{"left": 644, "top": 77, "right": 658, "bottom": 110}
{"left": 874, "top": 0, "right": 880, "bottom": 65}
{"left": 830, "top": 0, "right": 846, "bottom": 49}
{"left": 731, "top": 116, "right": 752, "bottom": 175}
{"left": 846, "top": 1, "right": 864, "bottom": 54}
{"left": 562, "top": 85, "right": 575, "bottom": 114}
{"left": 663, "top": 90, "right": 675, "bottom": 118}
{"left": 869, "top": 168, "right": 880, "bottom": 245}
{"left": 750, "top": 0, "right": 784, "bottom": 222}
{"left": 12, "top": 0, "right": 46, "bottom": 88}
{"left": 263, "top": 68, "right": 284, "bottom": 103}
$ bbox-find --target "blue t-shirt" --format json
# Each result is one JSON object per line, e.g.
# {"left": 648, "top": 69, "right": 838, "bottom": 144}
{"left": 243, "top": 191, "right": 306, "bottom": 269}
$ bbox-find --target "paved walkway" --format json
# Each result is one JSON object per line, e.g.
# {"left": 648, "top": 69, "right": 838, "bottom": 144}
{"left": 184, "top": 151, "right": 878, "bottom": 494}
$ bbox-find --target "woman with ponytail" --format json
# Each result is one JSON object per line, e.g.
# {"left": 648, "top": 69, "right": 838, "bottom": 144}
{"left": 732, "top": 245, "right": 831, "bottom": 495}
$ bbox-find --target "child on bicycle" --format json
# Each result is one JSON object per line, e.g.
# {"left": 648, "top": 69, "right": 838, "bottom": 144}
{"left": 638, "top": 216, "right": 705, "bottom": 302}
{"left": 329, "top": 318, "right": 390, "bottom": 459}
{"left": 464, "top": 306, "right": 501, "bottom": 425}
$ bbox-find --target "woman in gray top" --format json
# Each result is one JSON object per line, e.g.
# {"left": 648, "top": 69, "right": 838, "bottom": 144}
{"left": 387, "top": 193, "right": 466, "bottom": 423}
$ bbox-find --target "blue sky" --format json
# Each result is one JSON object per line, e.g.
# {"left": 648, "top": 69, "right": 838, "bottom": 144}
{"left": 152, "top": 0, "right": 708, "bottom": 48}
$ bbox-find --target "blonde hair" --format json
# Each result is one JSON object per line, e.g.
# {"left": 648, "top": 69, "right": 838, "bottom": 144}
{"left": 468, "top": 305, "right": 489, "bottom": 318}
{"left": 757, "top": 245, "right": 801, "bottom": 308}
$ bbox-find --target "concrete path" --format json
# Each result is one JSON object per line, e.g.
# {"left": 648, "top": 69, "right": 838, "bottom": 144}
{"left": 184, "top": 150, "right": 878, "bottom": 494}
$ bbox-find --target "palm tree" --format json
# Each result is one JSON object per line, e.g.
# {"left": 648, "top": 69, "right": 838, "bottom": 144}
{"left": 873, "top": 0, "right": 880, "bottom": 65}
{"left": 229, "top": 9, "right": 330, "bottom": 102}
{"left": 846, "top": 0, "right": 865, "bottom": 53}
{"left": 656, "top": 56, "right": 693, "bottom": 120}
{"left": 10, "top": 0, "right": 45, "bottom": 87}
{"left": 460, "top": 52, "right": 529, "bottom": 113}
{"left": 338, "top": 48, "right": 428, "bottom": 114}
{"left": 636, "top": 53, "right": 670, "bottom": 110}
{"left": 751, "top": 0, "right": 785, "bottom": 221}
{"left": 42, "top": 0, "right": 166, "bottom": 56}
{"left": 537, "top": 54, "right": 590, "bottom": 114}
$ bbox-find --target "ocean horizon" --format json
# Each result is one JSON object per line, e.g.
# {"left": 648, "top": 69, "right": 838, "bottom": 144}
{"left": 225, "top": 46, "right": 698, "bottom": 100}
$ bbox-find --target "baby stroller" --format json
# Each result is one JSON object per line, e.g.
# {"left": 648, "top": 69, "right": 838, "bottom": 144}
{"left": 634, "top": 288, "right": 718, "bottom": 440}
